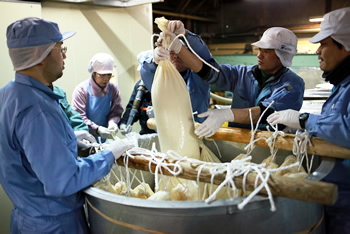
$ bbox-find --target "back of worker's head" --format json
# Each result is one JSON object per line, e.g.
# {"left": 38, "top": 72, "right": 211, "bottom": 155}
{"left": 6, "top": 17, "right": 76, "bottom": 71}
{"left": 252, "top": 27, "right": 297, "bottom": 67}
{"left": 309, "top": 7, "right": 350, "bottom": 51}
{"left": 88, "top": 53, "right": 115, "bottom": 74}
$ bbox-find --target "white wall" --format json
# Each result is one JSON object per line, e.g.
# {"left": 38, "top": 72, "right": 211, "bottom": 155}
{"left": 0, "top": 1, "right": 153, "bottom": 232}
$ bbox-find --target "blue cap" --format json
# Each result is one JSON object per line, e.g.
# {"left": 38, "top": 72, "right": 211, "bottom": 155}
{"left": 7, "top": 17, "right": 76, "bottom": 49}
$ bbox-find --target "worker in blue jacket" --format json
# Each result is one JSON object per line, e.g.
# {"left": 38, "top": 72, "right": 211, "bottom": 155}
{"left": 138, "top": 31, "right": 211, "bottom": 123}
{"left": 159, "top": 21, "right": 304, "bottom": 137}
{"left": 267, "top": 7, "right": 350, "bottom": 233}
{"left": 0, "top": 17, "right": 132, "bottom": 233}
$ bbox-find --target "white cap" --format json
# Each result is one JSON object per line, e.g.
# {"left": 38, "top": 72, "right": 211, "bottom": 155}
{"left": 88, "top": 53, "right": 115, "bottom": 74}
{"left": 309, "top": 7, "right": 350, "bottom": 51}
{"left": 252, "top": 27, "right": 298, "bottom": 67}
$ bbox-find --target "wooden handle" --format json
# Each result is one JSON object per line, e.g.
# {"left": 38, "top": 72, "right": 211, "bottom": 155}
{"left": 117, "top": 154, "right": 338, "bottom": 205}
{"left": 147, "top": 118, "right": 350, "bottom": 159}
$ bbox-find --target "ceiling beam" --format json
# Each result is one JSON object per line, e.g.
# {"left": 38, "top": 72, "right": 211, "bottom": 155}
{"left": 152, "top": 10, "right": 217, "bottom": 23}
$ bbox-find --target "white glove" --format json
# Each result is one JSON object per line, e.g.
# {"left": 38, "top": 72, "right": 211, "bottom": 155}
{"left": 267, "top": 109, "right": 301, "bottom": 129}
{"left": 195, "top": 109, "right": 234, "bottom": 138}
{"left": 166, "top": 20, "right": 186, "bottom": 35}
{"left": 146, "top": 106, "right": 154, "bottom": 118}
{"left": 108, "top": 122, "right": 119, "bottom": 135}
{"left": 105, "top": 138, "right": 134, "bottom": 160}
{"left": 153, "top": 46, "right": 170, "bottom": 64}
{"left": 120, "top": 123, "right": 132, "bottom": 135}
{"left": 97, "top": 126, "right": 113, "bottom": 139}
{"left": 74, "top": 130, "right": 97, "bottom": 149}
{"left": 166, "top": 31, "right": 182, "bottom": 54}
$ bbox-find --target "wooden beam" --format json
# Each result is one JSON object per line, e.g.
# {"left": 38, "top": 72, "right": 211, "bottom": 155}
{"left": 147, "top": 118, "right": 350, "bottom": 159}
{"left": 117, "top": 154, "right": 338, "bottom": 205}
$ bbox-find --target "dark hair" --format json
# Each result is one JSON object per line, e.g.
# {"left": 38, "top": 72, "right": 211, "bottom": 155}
{"left": 331, "top": 38, "right": 343, "bottom": 49}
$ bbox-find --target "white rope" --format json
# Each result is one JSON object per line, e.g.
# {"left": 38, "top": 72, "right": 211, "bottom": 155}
{"left": 293, "top": 130, "right": 314, "bottom": 174}
{"left": 152, "top": 32, "right": 220, "bottom": 73}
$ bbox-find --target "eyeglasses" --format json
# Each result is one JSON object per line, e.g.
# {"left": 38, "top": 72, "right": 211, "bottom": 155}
{"left": 96, "top": 73, "right": 112, "bottom": 79}
{"left": 52, "top": 46, "right": 67, "bottom": 55}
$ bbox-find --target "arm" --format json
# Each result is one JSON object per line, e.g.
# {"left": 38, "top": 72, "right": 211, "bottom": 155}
{"left": 138, "top": 50, "right": 157, "bottom": 92}
{"left": 306, "top": 86, "right": 350, "bottom": 149}
{"left": 17, "top": 107, "right": 114, "bottom": 197}
{"left": 232, "top": 106, "right": 262, "bottom": 124}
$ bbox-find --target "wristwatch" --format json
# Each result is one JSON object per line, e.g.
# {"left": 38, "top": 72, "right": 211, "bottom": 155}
{"left": 299, "top": 113, "right": 309, "bottom": 129}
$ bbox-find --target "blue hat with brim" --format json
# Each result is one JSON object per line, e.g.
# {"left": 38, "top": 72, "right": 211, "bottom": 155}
{"left": 7, "top": 17, "right": 76, "bottom": 49}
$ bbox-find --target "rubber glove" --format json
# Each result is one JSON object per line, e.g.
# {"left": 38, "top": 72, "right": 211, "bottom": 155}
{"left": 195, "top": 109, "right": 234, "bottom": 138}
{"left": 166, "top": 31, "right": 182, "bottom": 54}
{"left": 74, "top": 130, "right": 97, "bottom": 149}
{"left": 120, "top": 123, "right": 132, "bottom": 135}
{"left": 108, "top": 122, "right": 119, "bottom": 135}
{"left": 105, "top": 138, "right": 134, "bottom": 160}
{"left": 166, "top": 20, "right": 186, "bottom": 35}
{"left": 97, "top": 126, "right": 113, "bottom": 139}
{"left": 146, "top": 106, "right": 154, "bottom": 118}
{"left": 153, "top": 46, "right": 170, "bottom": 64}
{"left": 267, "top": 109, "right": 301, "bottom": 129}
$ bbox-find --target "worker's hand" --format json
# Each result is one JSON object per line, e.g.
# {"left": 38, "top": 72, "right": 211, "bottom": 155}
{"left": 74, "top": 130, "right": 97, "bottom": 149}
{"left": 120, "top": 123, "right": 132, "bottom": 135}
{"left": 108, "top": 122, "right": 119, "bottom": 135}
{"left": 267, "top": 109, "right": 301, "bottom": 129}
{"left": 146, "top": 106, "right": 154, "bottom": 118}
{"left": 105, "top": 138, "right": 134, "bottom": 160}
{"left": 97, "top": 126, "right": 113, "bottom": 139}
{"left": 166, "top": 31, "right": 182, "bottom": 54}
{"left": 153, "top": 46, "right": 170, "bottom": 64}
{"left": 195, "top": 109, "right": 234, "bottom": 138}
{"left": 166, "top": 20, "right": 186, "bottom": 36}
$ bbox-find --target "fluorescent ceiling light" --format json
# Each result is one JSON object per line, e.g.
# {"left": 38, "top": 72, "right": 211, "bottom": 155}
{"left": 309, "top": 16, "right": 324, "bottom": 22}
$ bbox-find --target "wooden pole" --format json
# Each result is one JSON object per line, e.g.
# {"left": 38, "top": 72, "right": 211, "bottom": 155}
{"left": 147, "top": 118, "right": 350, "bottom": 159}
{"left": 116, "top": 154, "right": 338, "bottom": 205}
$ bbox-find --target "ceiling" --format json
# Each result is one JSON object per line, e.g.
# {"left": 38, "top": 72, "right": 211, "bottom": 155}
{"left": 151, "top": 0, "right": 346, "bottom": 45}
{"left": 19, "top": 0, "right": 350, "bottom": 45}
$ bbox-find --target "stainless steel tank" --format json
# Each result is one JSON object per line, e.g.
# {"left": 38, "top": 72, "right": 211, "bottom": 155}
{"left": 84, "top": 136, "right": 334, "bottom": 234}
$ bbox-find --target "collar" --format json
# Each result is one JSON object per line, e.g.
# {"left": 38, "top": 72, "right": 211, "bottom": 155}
{"left": 15, "top": 73, "right": 63, "bottom": 100}
{"left": 251, "top": 65, "right": 286, "bottom": 89}
{"left": 322, "top": 56, "right": 350, "bottom": 86}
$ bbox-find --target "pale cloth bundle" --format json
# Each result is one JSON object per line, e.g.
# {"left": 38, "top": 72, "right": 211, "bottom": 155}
{"left": 151, "top": 17, "right": 228, "bottom": 200}
{"left": 152, "top": 59, "right": 200, "bottom": 159}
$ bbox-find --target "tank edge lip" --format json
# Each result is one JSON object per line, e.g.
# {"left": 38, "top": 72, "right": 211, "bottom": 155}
{"left": 82, "top": 186, "right": 315, "bottom": 211}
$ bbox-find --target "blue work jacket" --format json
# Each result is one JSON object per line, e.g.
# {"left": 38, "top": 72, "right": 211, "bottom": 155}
{"left": 306, "top": 75, "right": 350, "bottom": 233}
{"left": 139, "top": 31, "right": 211, "bottom": 123}
{"left": 206, "top": 63, "right": 304, "bottom": 112}
{"left": 0, "top": 73, "right": 114, "bottom": 230}
{"left": 205, "top": 63, "right": 304, "bottom": 128}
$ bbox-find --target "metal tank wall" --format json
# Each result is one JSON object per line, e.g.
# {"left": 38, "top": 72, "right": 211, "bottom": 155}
{"left": 84, "top": 138, "right": 330, "bottom": 233}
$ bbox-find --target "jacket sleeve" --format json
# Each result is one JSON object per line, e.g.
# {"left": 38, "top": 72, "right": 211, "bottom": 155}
{"left": 16, "top": 106, "right": 114, "bottom": 197}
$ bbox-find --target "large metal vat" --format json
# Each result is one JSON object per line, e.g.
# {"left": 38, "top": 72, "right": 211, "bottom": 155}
{"left": 84, "top": 136, "right": 334, "bottom": 233}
